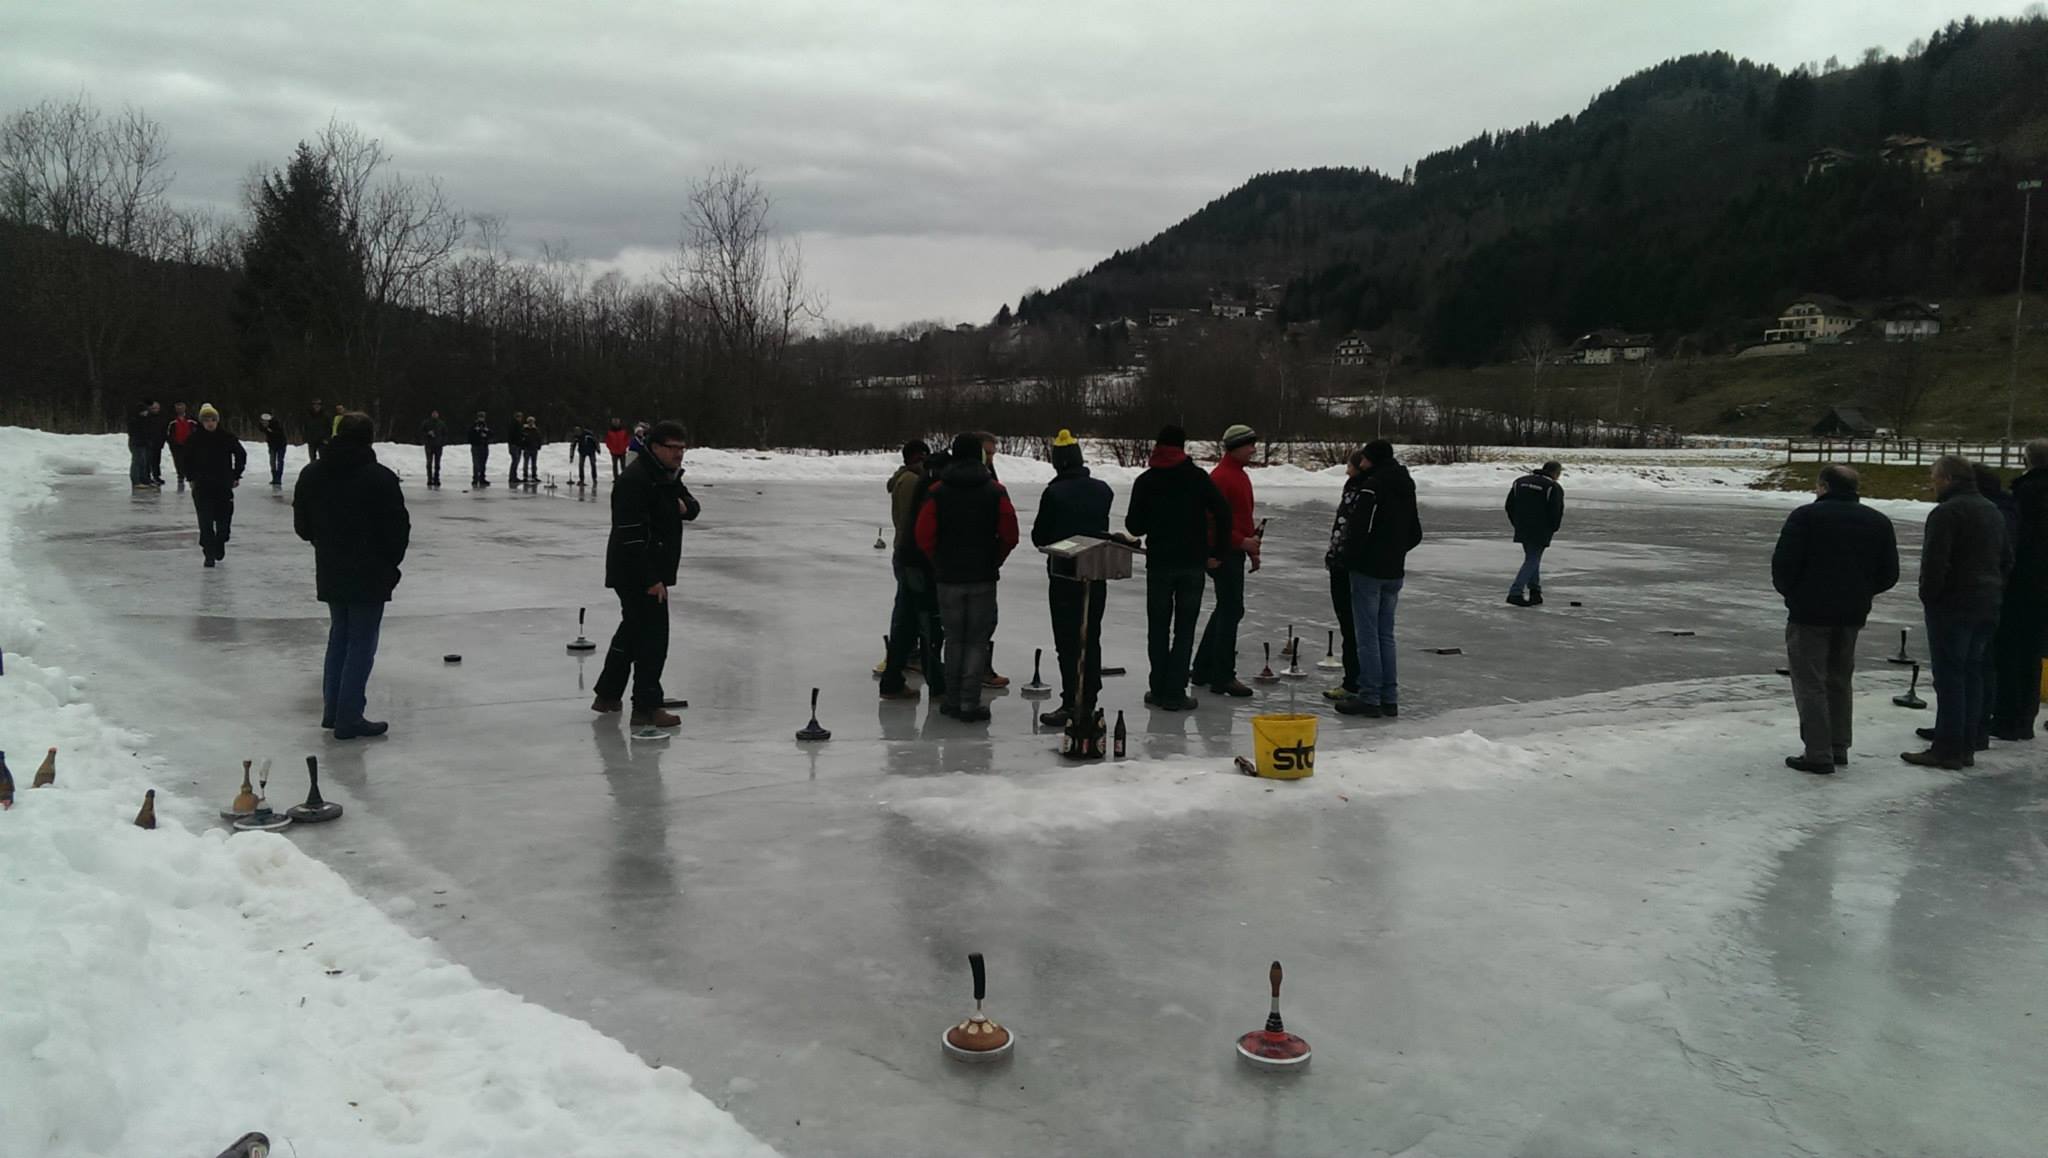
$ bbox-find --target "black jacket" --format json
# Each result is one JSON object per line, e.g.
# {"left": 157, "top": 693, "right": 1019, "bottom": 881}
{"left": 2010, "top": 467, "right": 2048, "bottom": 603}
{"left": 127, "top": 407, "right": 158, "bottom": 448}
{"left": 293, "top": 441, "right": 410, "bottom": 604}
{"left": 182, "top": 426, "right": 247, "bottom": 494}
{"left": 1333, "top": 461, "right": 1423, "bottom": 579}
{"left": 1125, "top": 450, "right": 1232, "bottom": 570}
{"left": 419, "top": 417, "right": 447, "bottom": 448}
{"left": 1505, "top": 472, "right": 1565, "bottom": 548}
{"left": 1032, "top": 465, "right": 1114, "bottom": 578}
{"left": 915, "top": 458, "right": 1019, "bottom": 584}
{"left": 261, "top": 416, "right": 288, "bottom": 450}
{"left": 1919, "top": 478, "right": 2013, "bottom": 620}
{"left": 605, "top": 453, "right": 698, "bottom": 590}
{"left": 892, "top": 452, "right": 949, "bottom": 574}
{"left": 468, "top": 420, "right": 491, "bottom": 448}
{"left": 1769, "top": 492, "right": 1900, "bottom": 627}
{"left": 305, "top": 410, "right": 330, "bottom": 450}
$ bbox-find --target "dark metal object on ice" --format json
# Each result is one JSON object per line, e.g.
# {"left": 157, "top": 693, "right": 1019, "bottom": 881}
{"left": 231, "top": 759, "right": 290, "bottom": 830}
{"left": 874, "top": 525, "right": 887, "bottom": 550}
{"left": 942, "top": 952, "right": 1013, "bottom": 1063}
{"left": 1317, "top": 629, "right": 1343, "bottom": 670}
{"left": 1429, "top": 647, "right": 1465, "bottom": 656}
{"left": 1665, "top": 630, "right": 1697, "bottom": 638}
{"left": 1893, "top": 662, "right": 1927, "bottom": 709}
{"left": 1236, "top": 961, "right": 1311, "bottom": 1071}
{"left": 1281, "top": 637, "right": 1307, "bottom": 680}
{"left": 288, "top": 755, "right": 342, "bottom": 823}
{"left": 566, "top": 607, "right": 597, "bottom": 653}
{"left": 1022, "top": 648, "right": 1053, "bottom": 699}
{"left": 1039, "top": 533, "right": 1141, "bottom": 759}
{"left": 796, "top": 687, "right": 832, "bottom": 741}
{"left": 1887, "top": 628, "right": 1918, "bottom": 666}
{"left": 443, "top": 654, "right": 462, "bottom": 663}
{"left": 213, "top": 1133, "right": 271, "bottom": 1158}
{"left": 1253, "top": 642, "right": 1279, "bottom": 685}
{"left": 1569, "top": 601, "right": 1584, "bottom": 607}
{"left": 661, "top": 698, "right": 690, "bottom": 709}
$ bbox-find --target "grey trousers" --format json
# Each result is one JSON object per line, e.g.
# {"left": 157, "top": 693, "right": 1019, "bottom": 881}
{"left": 938, "top": 581, "right": 999, "bottom": 712}
{"left": 1786, "top": 623, "right": 1859, "bottom": 760}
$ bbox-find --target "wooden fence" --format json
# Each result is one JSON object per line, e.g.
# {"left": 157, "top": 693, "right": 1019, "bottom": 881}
{"left": 1785, "top": 438, "right": 2031, "bottom": 468}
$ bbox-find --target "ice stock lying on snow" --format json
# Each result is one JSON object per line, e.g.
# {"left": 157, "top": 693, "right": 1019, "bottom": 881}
{"left": 0, "top": 428, "right": 778, "bottom": 1158}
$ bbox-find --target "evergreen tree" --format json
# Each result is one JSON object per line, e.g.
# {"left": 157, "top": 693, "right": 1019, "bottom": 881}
{"left": 236, "top": 143, "right": 362, "bottom": 409}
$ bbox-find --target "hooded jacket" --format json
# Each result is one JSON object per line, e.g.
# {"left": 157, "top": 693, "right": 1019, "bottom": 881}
{"left": 468, "top": 419, "right": 492, "bottom": 448}
{"left": 887, "top": 462, "right": 924, "bottom": 551}
{"left": 1332, "top": 460, "right": 1423, "bottom": 579}
{"left": 1210, "top": 454, "right": 1256, "bottom": 556}
{"left": 260, "top": 416, "right": 288, "bottom": 450}
{"left": 419, "top": 416, "right": 448, "bottom": 448}
{"left": 127, "top": 406, "right": 157, "bottom": 448}
{"left": 1770, "top": 491, "right": 1900, "bottom": 627}
{"left": 604, "top": 425, "right": 632, "bottom": 457}
{"left": 166, "top": 414, "right": 197, "bottom": 449}
{"left": 293, "top": 439, "right": 410, "bottom": 604}
{"left": 181, "top": 424, "right": 247, "bottom": 494}
{"left": 915, "top": 456, "right": 1019, "bottom": 584}
{"left": 1919, "top": 476, "right": 2012, "bottom": 620}
{"left": 1505, "top": 471, "right": 1565, "bottom": 548}
{"left": 605, "top": 451, "right": 699, "bottom": 591}
{"left": 1032, "top": 463, "right": 1114, "bottom": 578}
{"left": 1126, "top": 447, "right": 1232, "bottom": 569}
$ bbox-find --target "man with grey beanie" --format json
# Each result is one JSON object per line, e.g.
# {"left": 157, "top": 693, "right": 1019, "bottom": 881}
{"left": 1191, "top": 423, "right": 1263, "bottom": 695}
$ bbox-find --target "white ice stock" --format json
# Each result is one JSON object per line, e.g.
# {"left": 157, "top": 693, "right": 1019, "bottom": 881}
{"left": 0, "top": 428, "right": 777, "bottom": 1158}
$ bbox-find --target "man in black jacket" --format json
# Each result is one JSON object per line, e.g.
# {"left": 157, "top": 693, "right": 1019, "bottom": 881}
{"left": 914, "top": 432, "right": 1019, "bottom": 722}
{"left": 593, "top": 420, "right": 700, "bottom": 729}
{"left": 1991, "top": 439, "right": 2048, "bottom": 739}
{"left": 259, "top": 412, "right": 289, "bottom": 487}
{"left": 293, "top": 412, "right": 410, "bottom": 740}
{"left": 1334, "top": 440, "right": 1423, "bottom": 718}
{"left": 419, "top": 410, "right": 448, "bottom": 488}
{"left": 1905, "top": 455, "right": 2013, "bottom": 768}
{"left": 183, "top": 404, "right": 247, "bottom": 567}
{"left": 1504, "top": 461, "right": 1565, "bottom": 606}
{"left": 1031, "top": 429, "right": 1114, "bottom": 727}
{"left": 878, "top": 439, "right": 931, "bottom": 700}
{"left": 1769, "top": 464, "right": 1900, "bottom": 773}
{"left": 467, "top": 412, "right": 492, "bottom": 488}
{"left": 1321, "top": 450, "right": 1367, "bottom": 701}
{"left": 127, "top": 399, "right": 161, "bottom": 488}
{"left": 304, "top": 399, "right": 329, "bottom": 464}
{"left": 1126, "top": 424, "right": 1232, "bottom": 711}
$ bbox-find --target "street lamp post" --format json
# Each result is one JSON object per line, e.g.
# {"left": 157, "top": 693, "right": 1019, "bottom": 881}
{"left": 2006, "top": 178, "right": 2041, "bottom": 463}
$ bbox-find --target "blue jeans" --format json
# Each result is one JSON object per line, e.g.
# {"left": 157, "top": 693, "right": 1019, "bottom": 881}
{"left": 1926, "top": 610, "right": 1995, "bottom": 757}
{"left": 1348, "top": 574, "right": 1403, "bottom": 706}
{"left": 268, "top": 444, "right": 288, "bottom": 485}
{"left": 1510, "top": 543, "right": 1545, "bottom": 595}
{"left": 323, "top": 602, "right": 386, "bottom": 727}
{"left": 129, "top": 445, "right": 151, "bottom": 485}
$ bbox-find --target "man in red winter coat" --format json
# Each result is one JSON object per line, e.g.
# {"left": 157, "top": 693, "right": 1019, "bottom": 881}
{"left": 165, "top": 401, "right": 198, "bottom": 491}
{"left": 914, "top": 432, "right": 1019, "bottom": 722}
{"left": 604, "top": 418, "right": 632, "bottom": 477}
{"left": 1190, "top": 424, "right": 1263, "bottom": 696}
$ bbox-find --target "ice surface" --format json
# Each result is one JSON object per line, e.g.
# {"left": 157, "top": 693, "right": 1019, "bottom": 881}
{"left": 7, "top": 428, "right": 2046, "bottom": 1157}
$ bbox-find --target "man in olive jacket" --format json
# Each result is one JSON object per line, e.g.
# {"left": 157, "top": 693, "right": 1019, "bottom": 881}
{"left": 593, "top": 420, "right": 700, "bottom": 728}
{"left": 293, "top": 412, "right": 409, "bottom": 740}
{"left": 1770, "top": 464, "right": 1899, "bottom": 773}
{"left": 1905, "top": 455, "right": 2014, "bottom": 768}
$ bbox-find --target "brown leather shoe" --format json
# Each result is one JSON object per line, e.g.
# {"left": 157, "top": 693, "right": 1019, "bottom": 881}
{"left": 983, "top": 671, "right": 1011, "bottom": 689}
{"left": 591, "top": 696, "right": 623, "bottom": 714}
{"left": 630, "top": 708, "right": 681, "bottom": 728}
{"left": 1899, "top": 748, "right": 1963, "bottom": 771}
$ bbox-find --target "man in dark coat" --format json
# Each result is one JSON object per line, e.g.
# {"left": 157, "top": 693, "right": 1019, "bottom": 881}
{"left": 1333, "top": 440, "right": 1423, "bottom": 718}
{"left": 1322, "top": 450, "right": 1368, "bottom": 701}
{"left": 1991, "top": 439, "right": 2048, "bottom": 739}
{"left": 914, "top": 432, "right": 1019, "bottom": 722}
{"left": 1191, "top": 423, "right": 1263, "bottom": 697}
{"left": 1126, "top": 424, "right": 1232, "bottom": 711}
{"left": 878, "top": 439, "right": 931, "bottom": 700}
{"left": 1031, "top": 429, "right": 1115, "bottom": 727}
{"left": 506, "top": 411, "right": 526, "bottom": 486}
{"left": 127, "top": 399, "right": 161, "bottom": 488}
{"left": 293, "top": 412, "right": 409, "bottom": 740}
{"left": 304, "top": 398, "right": 329, "bottom": 464}
{"left": 164, "top": 401, "right": 197, "bottom": 491}
{"left": 593, "top": 419, "right": 700, "bottom": 729}
{"left": 183, "top": 404, "right": 247, "bottom": 567}
{"left": 1770, "top": 464, "right": 1900, "bottom": 773}
{"left": 259, "top": 412, "right": 289, "bottom": 487}
{"left": 467, "top": 412, "right": 492, "bottom": 488}
{"left": 1504, "top": 461, "right": 1565, "bottom": 606}
{"left": 1905, "top": 455, "right": 2014, "bottom": 768}
{"left": 419, "top": 410, "right": 448, "bottom": 488}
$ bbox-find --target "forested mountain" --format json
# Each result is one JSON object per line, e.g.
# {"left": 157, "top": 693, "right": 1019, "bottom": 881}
{"left": 1015, "top": 14, "right": 2048, "bottom": 364}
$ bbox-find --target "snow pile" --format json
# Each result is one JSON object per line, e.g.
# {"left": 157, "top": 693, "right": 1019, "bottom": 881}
{"left": 0, "top": 427, "right": 777, "bottom": 1158}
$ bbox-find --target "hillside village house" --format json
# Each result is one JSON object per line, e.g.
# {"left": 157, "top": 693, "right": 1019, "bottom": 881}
{"left": 1569, "top": 329, "right": 1654, "bottom": 365}
{"left": 1210, "top": 299, "right": 1249, "bottom": 319}
{"left": 1806, "top": 146, "right": 1857, "bottom": 181}
{"left": 1876, "top": 299, "right": 1942, "bottom": 341}
{"left": 1146, "top": 308, "right": 1182, "bottom": 328}
{"left": 1334, "top": 333, "right": 1373, "bottom": 367}
{"left": 1879, "top": 134, "right": 1983, "bottom": 175}
{"left": 1765, "top": 295, "right": 1860, "bottom": 344}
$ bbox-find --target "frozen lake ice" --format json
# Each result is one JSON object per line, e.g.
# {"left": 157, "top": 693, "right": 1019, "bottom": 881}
{"left": 17, "top": 448, "right": 2047, "bottom": 1157}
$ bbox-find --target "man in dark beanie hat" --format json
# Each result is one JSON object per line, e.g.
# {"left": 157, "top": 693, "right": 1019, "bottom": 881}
{"left": 915, "top": 431, "right": 1019, "bottom": 721}
{"left": 293, "top": 411, "right": 410, "bottom": 739}
{"left": 1332, "top": 439, "right": 1422, "bottom": 718}
{"left": 1031, "top": 429, "right": 1114, "bottom": 726}
{"left": 1126, "top": 423, "right": 1233, "bottom": 710}
{"left": 1191, "top": 422, "right": 1263, "bottom": 696}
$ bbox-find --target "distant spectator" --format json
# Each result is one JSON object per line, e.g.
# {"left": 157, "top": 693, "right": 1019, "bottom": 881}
{"left": 1504, "top": 461, "right": 1565, "bottom": 606}
{"left": 419, "top": 409, "right": 448, "bottom": 488}
{"left": 259, "top": 412, "right": 289, "bottom": 487}
{"left": 127, "top": 399, "right": 162, "bottom": 489}
{"left": 1903, "top": 455, "right": 2013, "bottom": 769}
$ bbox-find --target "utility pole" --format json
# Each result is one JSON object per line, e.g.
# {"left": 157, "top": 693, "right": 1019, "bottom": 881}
{"left": 2007, "top": 179, "right": 2041, "bottom": 462}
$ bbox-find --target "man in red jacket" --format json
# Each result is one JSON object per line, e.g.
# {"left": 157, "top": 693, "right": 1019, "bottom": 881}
{"left": 914, "top": 432, "right": 1019, "bottom": 722}
{"left": 164, "top": 401, "right": 198, "bottom": 491}
{"left": 1191, "top": 424, "right": 1263, "bottom": 696}
{"left": 604, "top": 418, "right": 632, "bottom": 477}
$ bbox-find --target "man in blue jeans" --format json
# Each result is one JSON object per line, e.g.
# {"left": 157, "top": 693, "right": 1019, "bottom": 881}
{"left": 1333, "top": 440, "right": 1423, "bottom": 718}
{"left": 293, "top": 412, "right": 411, "bottom": 740}
{"left": 1504, "top": 461, "right": 1564, "bottom": 606}
{"left": 1904, "top": 454, "right": 2012, "bottom": 769}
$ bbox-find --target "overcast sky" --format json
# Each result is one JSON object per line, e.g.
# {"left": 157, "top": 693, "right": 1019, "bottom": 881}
{"left": 4, "top": 2, "right": 2032, "bottom": 326}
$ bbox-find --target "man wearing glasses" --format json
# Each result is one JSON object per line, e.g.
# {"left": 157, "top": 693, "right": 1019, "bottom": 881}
{"left": 184, "top": 403, "right": 247, "bottom": 567}
{"left": 593, "top": 420, "right": 701, "bottom": 730}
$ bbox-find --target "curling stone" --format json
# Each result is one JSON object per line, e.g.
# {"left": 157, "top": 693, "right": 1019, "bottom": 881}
{"left": 1887, "top": 628, "right": 1918, "bottom": 666}
{"left": 1281, "top": 638, "right": 1308, "bottom": 681}
{"left": 1569, "top": 601, "right": 1584, "bottom": 608}
{"left": 134, "top": 788, "right": 157, "bottom": 829}
{"left": 213, "top": 1131, "right": 271, "bottom": 1158}
{"left": 1253, "top": 642, "right": 1280, "bottom": 686}
{"left": 1236, "top": 960, "right": 1311, "bottom": 1072}
{"left": 1893, "top": 662, "right": 1927, "bottom": 709}
{"left": 287, "top": 755, "right": 342, "bottom": 823}
{"left": 1664, "top": 630, "right": 1696, "bottom": 638}
{"left": 796, "top": 687, "right": 832, "bottom": 741}
{"left": 1430, "top": 647, "right": 1465, "bottom": 656}
{"left": 874, "top": 526, "right": 887, "bottom": 550}
{"left": 1316, "top": 630, "right": 1343, "bottom": 671}
{"left": 1279, "top": 628, "right": 1298, "bottom": 658}
{"left": 231, "top": 760, "right": 290, "bottom": 831}
{"left": 1021, "top": 648, "right": 1053, "bottom": 699}
{"left": 942, "top": 952, "right": 1014, "bottom": 1063}
{"left": 628, "top": 726, "right": 673, "bottom": 742}
{"left": 444, "top": 653, "right": 462, "bottom": 663}
{"left": 566, "top": 607, "right": 597, "bottom": 652}
{"left": 220, "top": 759, "right": 260, "bottom": 821}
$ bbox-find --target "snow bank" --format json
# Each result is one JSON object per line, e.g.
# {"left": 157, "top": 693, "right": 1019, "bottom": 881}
{"left": 0, "top": 427, "right": 776, "bottom": 1158}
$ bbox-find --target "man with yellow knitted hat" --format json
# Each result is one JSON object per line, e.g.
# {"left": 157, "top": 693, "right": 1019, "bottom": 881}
{"left": 1029, "top": 430, "right": 1114, "bottom": 726}
{"left": 183, "top": 403, "right": 247, "bottom": 567}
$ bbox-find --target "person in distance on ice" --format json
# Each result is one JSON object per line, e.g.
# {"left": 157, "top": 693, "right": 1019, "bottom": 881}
{"left": 1504, "top": 460, "right": 1565, "bottom": 606}
{"left": 419, "top": 409, "right": 448, "bottom": 488}
{"left": 127, "top": 398, "right": 161, "bottom": 489}
{"left": 521, "top": 415, "right": 544, "bottom": 484}
{"left": 1903, "top": 454, "right": 2011, "bottom": 769}
{"left": 878, "top": 439, "right": 931, "bottom": 700}
{"left": 593, "top": 420, "right": 700, "bottom": 730}
{"left": 1190, "top": 423, "right": 1263, "bottom": 697}
{"left": 573, "top": 424, "right": 601, "bottom": 488}
{"left": 914, "top": 432, "right": 1019, "bottom": 723}
{"left": 506, "top": 411, "right": 525, "bottom": 487}
{"left": 974, "top": 430, "right": 1011, "bottom": 689}
{"left": 605, "top": 417, "right": 632, "bottom": 477}
{"left": 164, "top": 401, "right": 197, "bottom": 492}
{"left": 1332, "top": 440, "right": 1422, "bottom": 719}
{"left": 1769, "top": 464, "right": 1899, "bottom": 774}
{"left": 294, "top": 412, "right": 410, "bottom": 740}
{"left": 1126, "top": 424, "right": 1233, "bottom": 712}
{"left": 1989, "top": 439, "right": 2048, "bottom": 741}
{"left": 304, "top": 398, "right": 328, "bottom": 464}
{"left": 1322, "top": 450, "right": 1367, "bottom": 702}
{"left": 467, "top": 411, "right": 492, "bottom": 488}
{"left": 183, "top": 404, "right": 247, "bottom": 567}
{"left": 1030, "top": 429, "right": 1112, "bottom": 727}
{"left": 259, "top": 411, "right": 289, "bottom": 487}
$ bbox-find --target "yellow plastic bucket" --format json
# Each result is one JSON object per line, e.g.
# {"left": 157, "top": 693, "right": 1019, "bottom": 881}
{"left": 1251, "top": 713, "right": 1318, "bottom": 779}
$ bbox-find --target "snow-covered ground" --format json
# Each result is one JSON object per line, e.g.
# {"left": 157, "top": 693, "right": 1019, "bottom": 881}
{"left": 0, "top": 428, "right": 777, "bottom": 1158}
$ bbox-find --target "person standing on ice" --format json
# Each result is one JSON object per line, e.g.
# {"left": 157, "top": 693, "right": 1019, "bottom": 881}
{"left": 974, "top": 430, "right": 1011, "bottom": 689}
{"left": 1333, "top": 439, "right": 1422, "bottom": 719}
{"left": 1126, "top": 424, "right": 1233, "bottom": 712}
{"left": 878, "top": 438, "right": 931, "bottom": 700}
{"left": 573, "top": 425, "right": 601, "bottom": 487}
{"left": 592, "top": 419, "right": 699, "bottom": 730}
{"left": 1321, "top": 450, "right": 1367, "bottom": 702}
{"left": 419, "top": 409, "right": 448, "bottom": 488}
{"left": 467, "top": 411, "right": 492, "bottom": 488}
{"left": 1903, "top": 455, "right": 2012, "bottom": 769}
{"left": 1031, "top": 429, "right": 1113, "bottom": 727}
{"left": 1770, "top": 464, "right": 1899, "bottom": 774}
{"left": 521, "top": 415, "right": 544, "bottom": 484}
{"left": 915, "top": 432, "right": 1019, "bottom": 723}
{"left": 1190, "top": 423, "right": 1263, "bottom": 697}
{"left": 605, "top": 418, "right": 631, "bottom": 477}
{"left": 506, "top": 411, "right": 525, "bottom": 486}
{"left": 294, "top": 412, "right": 410, "bottom": 740}
{"left": 1504, "top": 461, "right": 1565, "bottom": 606}
{"left": 304, "top": 398, "right": 329, "bottom": 464}
{"left": 1990, "top": 439, "right": 2048, "bottom": 740}
{"left": 183, "top": 404, "right": 247, "bottom": 567}
{"left": 164, "top": 401, "right": 197, "bottom": 491}
{"left": 127, "top": 398, "right": 161, "bottom": 489}
{"left": 259, "top": 412, "right": 289, "bottom": 487}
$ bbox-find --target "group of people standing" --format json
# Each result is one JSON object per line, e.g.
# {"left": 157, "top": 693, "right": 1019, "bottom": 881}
{"left": 443, "top": 413, "right": 645, "bottom": 491}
